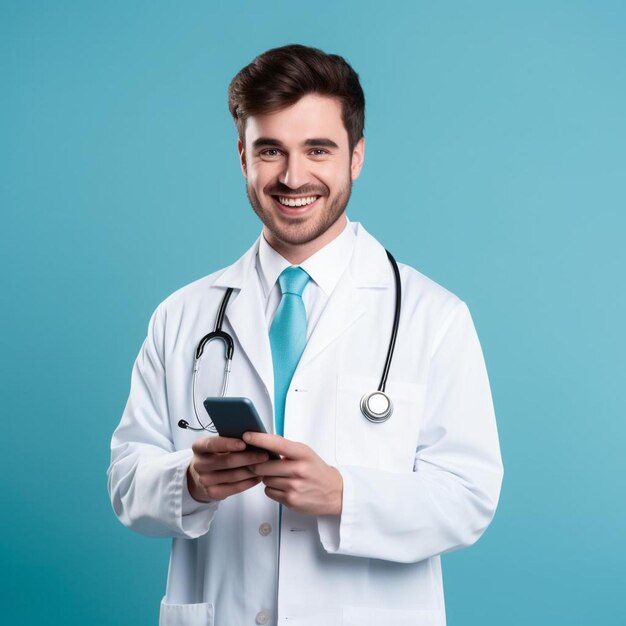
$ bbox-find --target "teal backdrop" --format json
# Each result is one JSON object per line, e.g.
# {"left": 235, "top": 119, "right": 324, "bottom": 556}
{"left": 2, "top": 1, "right": 625, "bottom": 624}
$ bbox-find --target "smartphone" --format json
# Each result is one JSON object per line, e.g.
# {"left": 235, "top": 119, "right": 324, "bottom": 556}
{"left": 203, "top": 397, "right": 280, "bottom": 460}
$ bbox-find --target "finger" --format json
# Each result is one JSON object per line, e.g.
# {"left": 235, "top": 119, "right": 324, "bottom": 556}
{"left": 243, "top": 432, "right": 304, "bottom": 458}
{"left": 208, "top": 476, "right": 262, "bottom": 501}
{"left": 261, "top": 476, "right": 292, "bottom": 490}
{"left": 250, "top": 459, "right": 299, "bottom": 477}
{"left": 192, "top": 436, "right": 246, "bottom": 456}
{"left": 203, "top": 467, "right": 258, "bottom": 485}
{"left": 264, "top": 485, "right": 289, "bottom": 506}
{"left": 195, "top": 450, "right": 269, "bottom": 473}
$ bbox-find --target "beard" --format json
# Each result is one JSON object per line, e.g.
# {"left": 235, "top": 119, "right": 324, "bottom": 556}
{"left": 245, "top": 177, "right": 353, "bottom": 248}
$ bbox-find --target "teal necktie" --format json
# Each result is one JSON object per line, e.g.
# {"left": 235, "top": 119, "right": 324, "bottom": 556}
{"left": 269, "top": 267, "right": 310, "bottom": 436}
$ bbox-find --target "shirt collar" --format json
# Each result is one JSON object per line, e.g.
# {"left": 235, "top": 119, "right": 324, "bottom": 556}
{"left": 257, "top": 218, "right": 357, "bottom": 298}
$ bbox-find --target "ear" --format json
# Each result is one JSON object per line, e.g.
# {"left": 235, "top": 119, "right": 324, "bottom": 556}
{"left": 238, "top": 139, "right": 247, "bottom": 178}
{"left": 350, "top": 137, "right": 365, "bottom": 181}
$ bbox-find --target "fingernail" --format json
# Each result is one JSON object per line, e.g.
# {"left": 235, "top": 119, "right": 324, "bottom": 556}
{"left": 242, "top": 432, "right": 251, "bottom": 443}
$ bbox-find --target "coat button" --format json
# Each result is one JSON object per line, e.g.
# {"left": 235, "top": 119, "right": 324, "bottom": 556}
{"left": 258, "top": 522, "right": 272, "bottom": 536}
{"left": 255, "top": 609, "right": 270, "bottom": 624}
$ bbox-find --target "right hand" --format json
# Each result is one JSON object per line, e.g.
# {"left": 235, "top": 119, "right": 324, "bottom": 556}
{"left": 187, "top": 436, "right": 269, "bottom": 503}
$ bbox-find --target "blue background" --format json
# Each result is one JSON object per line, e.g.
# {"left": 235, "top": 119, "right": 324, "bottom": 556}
{"left": 2, "top": 1, "right": 625, "bottom": 624}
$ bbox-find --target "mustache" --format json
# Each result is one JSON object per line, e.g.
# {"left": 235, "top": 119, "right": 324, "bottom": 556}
{"left": 266, "top": 183, "right": 328, "bottom": 197}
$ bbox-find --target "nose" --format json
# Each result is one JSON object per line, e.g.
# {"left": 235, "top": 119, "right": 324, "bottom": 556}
{"left": 278, "top": 154, "right": 309, "bottom": 190}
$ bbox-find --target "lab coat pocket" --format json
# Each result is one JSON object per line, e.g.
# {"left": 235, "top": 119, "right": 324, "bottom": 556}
{"left": 159, "top": 598, "right": 214, "bottom": 626}
{"left": 336, "top": 375, "right": 425, "bottom": 472}
{"left": 343, "top": 606, "right": 444, "bottom": 626}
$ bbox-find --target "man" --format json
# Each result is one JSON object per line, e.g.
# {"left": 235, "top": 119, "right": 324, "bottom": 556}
{"left": 108, "top": 44, "right": 503, "bottom": 626}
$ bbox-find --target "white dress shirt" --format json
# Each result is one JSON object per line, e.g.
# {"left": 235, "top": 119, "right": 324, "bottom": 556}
{"left": 256, "top": 219, "right": 357, "bottom": 338}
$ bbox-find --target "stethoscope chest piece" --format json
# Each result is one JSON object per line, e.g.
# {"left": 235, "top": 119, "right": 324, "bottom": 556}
{"left": 360, "top": 391, "right": 393, "bottom": 423}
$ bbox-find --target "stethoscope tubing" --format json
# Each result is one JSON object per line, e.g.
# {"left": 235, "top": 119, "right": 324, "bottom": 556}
{"left": 180, "top": 251, "right": 401, "bottom": 431}
{"left": 379, "top": 250, "right": 401, "bottom": 394}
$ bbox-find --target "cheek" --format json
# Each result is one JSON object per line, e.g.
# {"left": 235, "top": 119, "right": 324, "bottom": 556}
{"left": 245, "top": 173, "right": 265, "bottom": 195}
{"left": 249, "top": 164, "right": 279, "bottom": 191}
{"left": 325, "top": 166, "right": 352, "bottom": 190}
{"left": 313, "top": 163, "right": 346, "bottom": 187}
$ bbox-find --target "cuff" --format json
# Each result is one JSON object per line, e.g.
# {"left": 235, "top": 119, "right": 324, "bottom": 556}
{"left": 317, "top": 464, "right": 355, "bottom": 554}
{"left": 182, "top": 467, "right": 212, "bottom": 516}
{"left": 174, "top": 449, "right": 218, "bottom": 537}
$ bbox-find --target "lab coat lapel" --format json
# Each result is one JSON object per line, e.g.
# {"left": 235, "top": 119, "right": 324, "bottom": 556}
{"left": 298, "top": 224, "right": 392, "bottom": 370}
{"left": 213, "top": 240, "right": 274, "bottom": 397}
{"left": 298, "top": 269, "right": 363, "bottom": 369}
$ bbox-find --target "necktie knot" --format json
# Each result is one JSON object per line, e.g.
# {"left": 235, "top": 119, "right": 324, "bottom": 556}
{"left": 278, "top": 266, "right": 310, "bottom": 297}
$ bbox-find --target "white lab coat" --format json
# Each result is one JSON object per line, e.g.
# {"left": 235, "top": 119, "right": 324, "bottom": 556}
{"left": 108, "top": 223, "right": 503, "bottom": 626}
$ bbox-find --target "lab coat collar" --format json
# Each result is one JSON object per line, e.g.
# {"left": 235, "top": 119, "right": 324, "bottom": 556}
{"left": 213, "top": 239, "right": 260, "bottom": 290}
{"left": 346, "top": 222, "right": 392, "bottom": 288}
{"left": 213, "top": 222, "right": 390, "bottom": 291}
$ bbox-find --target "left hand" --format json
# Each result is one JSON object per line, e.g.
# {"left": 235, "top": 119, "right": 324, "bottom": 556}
{"left": 243, "top": 432, "right": 343, "bottom": 516}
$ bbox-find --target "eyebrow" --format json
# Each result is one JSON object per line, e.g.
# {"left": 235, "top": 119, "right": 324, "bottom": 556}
{"left": 251, "top": 137, "right": 340, "bottom": 150}
{"left": 251, "top": 138, "right": 282, "bottom": 149}
{"left": 303, "top": 138, "right": 340, "bottom": 149}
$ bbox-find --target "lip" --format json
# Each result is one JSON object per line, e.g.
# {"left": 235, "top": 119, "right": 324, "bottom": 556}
{"left": 271, "top": 195, "right": 321, "bottom": 216}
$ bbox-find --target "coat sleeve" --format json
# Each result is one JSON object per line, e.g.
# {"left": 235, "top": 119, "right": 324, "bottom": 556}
{"left": 107, "top": 304, "right": 218, "bottom": 539}
{"left": 317, "top": 301, "right": 503, "bottom": 562}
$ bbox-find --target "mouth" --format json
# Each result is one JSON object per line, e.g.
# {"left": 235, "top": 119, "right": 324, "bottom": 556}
{"left": 271, "top": 194, "right": 322, "bottom": 215}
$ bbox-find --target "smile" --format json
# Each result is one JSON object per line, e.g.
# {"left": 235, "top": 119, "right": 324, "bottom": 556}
{"left": 275, "top": 195, "right": 320, "bottom": 207}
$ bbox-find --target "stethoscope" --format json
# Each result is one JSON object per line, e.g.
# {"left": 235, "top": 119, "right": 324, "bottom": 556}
{"left": 178, "top": 250, "right": 401, "bottom": 432}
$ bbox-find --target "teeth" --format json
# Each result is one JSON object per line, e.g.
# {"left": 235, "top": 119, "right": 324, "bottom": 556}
{"left": 277, "top": 196, "right": 318, "bottom": 207}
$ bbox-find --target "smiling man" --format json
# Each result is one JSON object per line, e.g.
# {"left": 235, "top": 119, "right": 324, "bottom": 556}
{"left": 108, "top": 45, "right": 503, "bottom": 626}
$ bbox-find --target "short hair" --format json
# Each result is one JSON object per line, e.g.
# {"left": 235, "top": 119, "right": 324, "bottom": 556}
{"left": 228, "top": 44, "right": 365, "bottom": 152}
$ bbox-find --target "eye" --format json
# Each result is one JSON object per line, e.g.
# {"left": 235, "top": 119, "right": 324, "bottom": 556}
{"left": 259, "top": 148, "right": 283, "bottom": 159}
{"left": 309, "top": 148, "right": 329, "bottom": 157}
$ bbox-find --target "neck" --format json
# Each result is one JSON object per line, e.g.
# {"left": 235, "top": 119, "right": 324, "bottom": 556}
{"left": 264, "top": 215, "right": 347, "bottom": 265}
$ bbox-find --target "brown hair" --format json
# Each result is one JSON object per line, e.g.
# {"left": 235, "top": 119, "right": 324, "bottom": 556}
{"left": 228, "top": 44, "right": 365, "bottom": 152}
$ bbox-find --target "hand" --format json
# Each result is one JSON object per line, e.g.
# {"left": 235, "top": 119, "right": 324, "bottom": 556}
{"left": 187, "top": 436, "right": 269, "bottom": 503}
{"left": 243, "top": 432, "right": 343, "bottom": 516}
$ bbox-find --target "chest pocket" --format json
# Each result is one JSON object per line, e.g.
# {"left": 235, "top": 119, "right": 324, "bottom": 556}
{"left": 335, "top": 375, "right": 426, "bottom": 472}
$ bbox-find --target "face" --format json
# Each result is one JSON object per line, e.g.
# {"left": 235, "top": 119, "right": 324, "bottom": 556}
{"left": 238, "top": 94, "right": 365, "bottom": 262}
